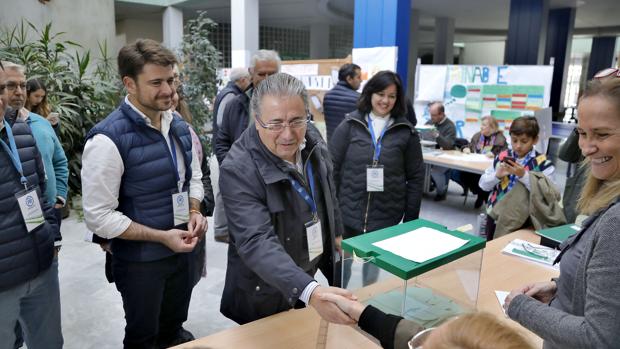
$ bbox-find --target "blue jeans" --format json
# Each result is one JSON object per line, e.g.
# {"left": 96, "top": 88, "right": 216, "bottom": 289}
{"left": 0, "top": 257, "right": 63, "bottom": 349}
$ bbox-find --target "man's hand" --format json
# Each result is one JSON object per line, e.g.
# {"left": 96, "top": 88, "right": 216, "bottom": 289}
{"left": 161, "top": 229, "right": 198, "bottom": 253}
{"left": 309, "top": 286, "right": 357, "bottom": 325}
{"left": 462, "top": 147, "right": 471, "bottom": 154}
{"left": 319, "top": 292, "right": 366, "bottom": 322}
{"left": 188, "top": 211, "right": 207, "bottom": 239}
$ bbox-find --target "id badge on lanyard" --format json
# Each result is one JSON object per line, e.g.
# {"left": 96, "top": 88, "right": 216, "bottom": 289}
{"left": 367, "top": 164, "right": 384, "bottom": 192}
{"left": 367, "top": 116, "right": 386, "bottom": 192}
{"left": 168, "top": 131, "right": 189, "bottom": 225}
{"left": 16, "top": 187, "right": 45, "bottom": 232}
{"left": 306, "top": 218, "right": 324, "bottom": 262}
{"left": 291, "top": 161, "right": 324, "bottom": 262}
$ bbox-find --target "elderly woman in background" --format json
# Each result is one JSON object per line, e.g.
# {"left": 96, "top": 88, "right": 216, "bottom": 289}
{"left": 457, "top": 115, "right": 507, "bottom": 208}
{"left": 504, "top": 70, "right": 620, "bottom": 349}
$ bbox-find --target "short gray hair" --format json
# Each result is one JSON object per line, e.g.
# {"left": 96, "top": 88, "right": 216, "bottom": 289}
{"left": 1, "top": 61, "right": 25, "bottom": 75}
{"left": 229, "top": 67, "right": 250, "bottom": 82}
{"left": 250, "top": 50, "right": 281, "bottom": 70}
{"left": 250, "top": 73, "right": 309, "bottom": 118}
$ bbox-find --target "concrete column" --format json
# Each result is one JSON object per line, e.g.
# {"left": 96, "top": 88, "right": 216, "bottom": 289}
{"left": 406, "top": 9, "right": 420, "bottom": 99}
{"left": 231, "top": 0, "right": 259, "bottom": 67}
{"left": 433, "top": 17, "right": 454, "bottom": 64}
{"left": 505, "top": 0, "right": 549, "bottom": 65}
{"left": 310, "top": 23, "right": 330, "bottom": 59}
{"left": 163, "top": 6, "right": 183, "bottom": 51}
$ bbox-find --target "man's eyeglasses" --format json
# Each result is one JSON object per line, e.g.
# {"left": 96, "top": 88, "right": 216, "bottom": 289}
{"left": 255, "top": 114, "right": 311, "bottom": 132}
{"left": 594, "top": 68, "right": 620, "bottom": 79}
{"left": 5, "top": 81, "right": 27, "bottom": 91}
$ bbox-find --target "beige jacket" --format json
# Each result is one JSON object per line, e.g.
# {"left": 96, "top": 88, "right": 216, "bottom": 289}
{"left": 490, "top": 172, "right": 566, "bottom": 238}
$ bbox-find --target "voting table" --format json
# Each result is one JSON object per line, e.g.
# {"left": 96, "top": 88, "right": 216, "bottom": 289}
{"left": 174, "top": 230, "right": 558, "bottom": 349}
{"left": 422, "top": 150, "right": 493, "bottom": 193}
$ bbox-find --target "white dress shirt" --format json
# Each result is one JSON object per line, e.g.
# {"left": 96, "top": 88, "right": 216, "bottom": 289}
{"left": 82, "top": 96, "right": 204, "bottom": 239}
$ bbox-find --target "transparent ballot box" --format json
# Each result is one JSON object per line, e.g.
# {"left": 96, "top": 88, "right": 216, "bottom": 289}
{"left": 341, "top": 219, "right": 486, "bottom": 329}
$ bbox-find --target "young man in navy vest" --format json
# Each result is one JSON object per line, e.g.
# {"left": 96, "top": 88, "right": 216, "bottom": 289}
{"left": 81, "top": 39, "right": 206, "bottom": 349}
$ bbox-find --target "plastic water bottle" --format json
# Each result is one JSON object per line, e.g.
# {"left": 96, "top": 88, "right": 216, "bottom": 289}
{"left": 476, "top": 213, "right": 487, "bottom": 238}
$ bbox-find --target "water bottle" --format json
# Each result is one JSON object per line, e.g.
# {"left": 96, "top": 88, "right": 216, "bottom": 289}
{"left": 476, "top": 213, "right": 487, "bottom": 238}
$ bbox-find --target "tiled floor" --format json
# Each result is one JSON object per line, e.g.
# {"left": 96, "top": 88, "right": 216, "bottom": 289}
{"left": 54, "top": 164, "right": 567, "bottom": 348}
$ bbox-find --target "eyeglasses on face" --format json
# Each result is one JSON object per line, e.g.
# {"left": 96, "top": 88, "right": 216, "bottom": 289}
{"left": 255, "top": 114, "right": 311, "bottom": 132}
{"left": 0, "top": 84, "right": 5, "bottom": 94}
{"left": 5, "top": 81, "right": 27, "bottom": 91}
{"left": 594, "top": 68, "right": 620, "bottom": 79}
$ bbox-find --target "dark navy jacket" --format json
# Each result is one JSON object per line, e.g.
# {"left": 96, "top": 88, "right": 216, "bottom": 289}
{"left": 212, "top": 81, "right": 243, "bottom": 139}
{"left": 86, "top": 102, "right": 193, "bottom": 262}
{"left": 323, "top": 81, "right": 359, "bottom": 142}
{"left": 215, "top": 89, "right": 251, "bottom": 164}
{"left": 0, "top": 118, "right": 58, "bottom": 291}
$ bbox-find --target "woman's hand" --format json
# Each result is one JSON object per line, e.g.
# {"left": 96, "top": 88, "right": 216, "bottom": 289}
{"left": 462, "top": 147, "right": 471, "bottom": 154}
{"left": 504, "top": 281, "right": 557, "bottom": 312}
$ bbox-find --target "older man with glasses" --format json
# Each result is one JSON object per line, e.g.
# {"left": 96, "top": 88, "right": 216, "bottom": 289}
{"left": 218, "top": 72, "right": 355, "bottom": 325}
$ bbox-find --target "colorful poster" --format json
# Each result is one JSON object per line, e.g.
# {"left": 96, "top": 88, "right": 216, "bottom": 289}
{"left": 414, "top": 65, "right": 554, "bottom": 140}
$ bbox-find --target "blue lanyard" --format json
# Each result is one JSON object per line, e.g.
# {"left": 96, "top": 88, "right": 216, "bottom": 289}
{"left": 289, "top": 161, "right": 318, "bottom": 218}
{"left": 0, "top": 122, "right": 29, "bottom": 189}
{"left": 168, "top": 130, "right": 181, "bottom": 186}
{"left": 367, "top": 116, "right": 387, "bottom": 163}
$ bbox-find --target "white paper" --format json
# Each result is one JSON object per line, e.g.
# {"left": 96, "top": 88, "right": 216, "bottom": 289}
{"left": 495, "top": 290, "right": 510, "bottom": 316}
{"left": 437, "top": 153, "right": 493, "bottom": 163}
{"left": 372, "top": 227, "right": 469, "bottom": 263}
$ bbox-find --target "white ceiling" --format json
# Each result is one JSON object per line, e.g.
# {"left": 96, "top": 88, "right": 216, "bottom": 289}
{"left": 115, "top": 0, "right": 620, "bottom": 35}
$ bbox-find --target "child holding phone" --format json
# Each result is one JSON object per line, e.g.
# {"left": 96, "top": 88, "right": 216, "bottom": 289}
{"left": 479, "top": 116, "right": 556, "bottom": 240}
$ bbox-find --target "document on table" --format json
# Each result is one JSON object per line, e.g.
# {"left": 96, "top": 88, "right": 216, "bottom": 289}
{"left": 495, "top": 290, "right": 510, "bottom": 316}
{"left": 372, "top": 227, "right": 469, "bottom": 263}
{"left": 501, "top": 239, "right": 560, "bottom": 270}
{"left": 437, "top": 153, "right": 492, "bottom": 163}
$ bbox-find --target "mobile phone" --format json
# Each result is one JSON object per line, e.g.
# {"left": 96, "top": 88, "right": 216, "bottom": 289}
{"left": 502, "top": 156, "right": 516, "bottom": 163}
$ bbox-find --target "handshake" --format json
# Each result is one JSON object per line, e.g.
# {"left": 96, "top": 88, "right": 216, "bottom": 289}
{"left": 309, "top": 286, "right": 368, "bottom": 325}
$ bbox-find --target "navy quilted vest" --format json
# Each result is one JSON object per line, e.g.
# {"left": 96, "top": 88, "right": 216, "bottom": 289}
{"left": 86, "top": 102, "right": 193, "bottom": 262}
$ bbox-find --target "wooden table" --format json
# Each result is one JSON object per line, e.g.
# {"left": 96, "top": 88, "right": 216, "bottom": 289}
{"left": 175, "top": 230, "right": 557, "bottom": 349}
{"left": 422, "top": 150, "right": 493, "bottom": 193}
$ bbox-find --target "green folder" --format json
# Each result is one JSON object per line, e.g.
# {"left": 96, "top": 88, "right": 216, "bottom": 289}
{"left": 535, "top": 224, "right": 581, "bottom": 244}
{"left": 342, "top": 219, "right": 486, "bottom": 280}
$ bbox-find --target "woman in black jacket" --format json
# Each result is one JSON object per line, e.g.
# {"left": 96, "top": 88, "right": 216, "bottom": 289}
{"left": 329, "top": 71, "right": 425, "bottom": 287}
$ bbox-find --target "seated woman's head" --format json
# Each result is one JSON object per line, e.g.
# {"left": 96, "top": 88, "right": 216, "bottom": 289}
{"left": 576, "top": 70, "right": 620, "bottom": 214}
{"left": 421, "top": 312, "right": 534, "bottom": 349}
{"left": 358, "top": 70, "right": 406, "bottom": 118}
{"left": 508, "top": 116, "right": 539, "bottom": 158}
{"left": 480, "top": 115, "right": 499, "bottom": 137}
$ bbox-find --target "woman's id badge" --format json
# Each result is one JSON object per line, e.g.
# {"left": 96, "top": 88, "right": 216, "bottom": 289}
{"left": 172, "top": 191, "right": 190, "bottom": 225}
{"left": 15, "top": 188, "right": 45, "bottom": 232}
{"left": 366, "top": 165, "right": 384, "bottom": 192}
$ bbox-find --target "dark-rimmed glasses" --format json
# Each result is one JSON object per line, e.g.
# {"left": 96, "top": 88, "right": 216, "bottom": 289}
{"left": 5, "top": 81, "right": 27, "bottom": 92}
{"left": 255, "top": 113, "right": 311, "bottom": 132}
{"left": 594, "top": 68, "right": 620, "bottom": 79}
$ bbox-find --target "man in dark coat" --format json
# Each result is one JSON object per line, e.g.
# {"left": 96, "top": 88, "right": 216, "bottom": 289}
{"left": 0, "top": 63, "right": 62, "bottom": 349}
{"left": 219, "top": 73, "right": 356, "bottom": 325}
{"left": 323, "top": 63, "right": 361, "bottom": 142}
{"left": 426, "top": 102, "right": 456, "bottom": 201}
{"left": 214, "top": 49, "right": 280, "bottom": 164}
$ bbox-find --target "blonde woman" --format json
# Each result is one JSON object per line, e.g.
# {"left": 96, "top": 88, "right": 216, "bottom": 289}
{"left": 504, "top": 70, "right": 620, "bottom": 349}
